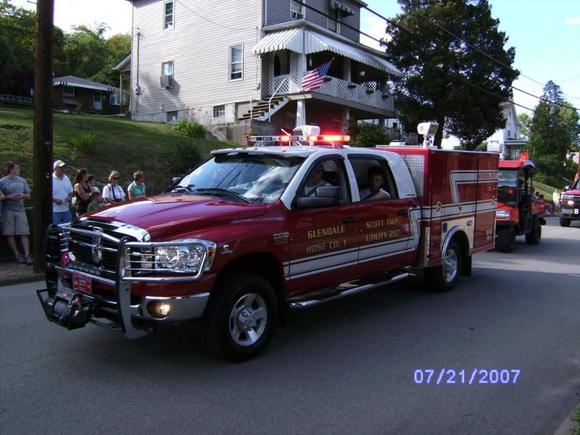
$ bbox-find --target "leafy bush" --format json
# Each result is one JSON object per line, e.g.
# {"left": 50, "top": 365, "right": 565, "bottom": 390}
{"left": 354, "top": 123, "right": 391, "bottom": 147}
{"left": 168, "top": 140, "right": 202, "bottom": 177}
{"left": 172, "top": 119, "right": 207, "bottom": 139}
{"left": 70, "top": 130, "right": 97, "bottom": 155}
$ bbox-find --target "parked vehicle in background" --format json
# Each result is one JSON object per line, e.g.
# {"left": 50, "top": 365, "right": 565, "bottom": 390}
{"left": 37, "top": 125, "right": 498, "bottom": 361}
{"left": 495, "top": 159, "right": 546, "bottom": 252}
{"left": 559, "top": 178, "right": 580, "bottom": 227}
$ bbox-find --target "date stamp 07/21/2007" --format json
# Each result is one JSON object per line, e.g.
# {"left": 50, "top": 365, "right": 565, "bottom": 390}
{"left": 413, "top": 369, "right": 521, "bottom": 385}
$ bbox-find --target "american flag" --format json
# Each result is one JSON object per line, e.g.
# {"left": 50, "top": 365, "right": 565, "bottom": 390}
{"left": 301, "top": 59, "right": 334, "bottom": 91}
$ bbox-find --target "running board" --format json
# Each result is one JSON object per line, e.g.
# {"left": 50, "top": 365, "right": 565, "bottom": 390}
{"left": 289, "top": 273, "right": 409, "bottom": 309}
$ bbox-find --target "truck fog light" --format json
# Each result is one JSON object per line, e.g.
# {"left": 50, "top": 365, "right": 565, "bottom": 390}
{"left": 147, "top": 301, "right": 171, "bottom": 319}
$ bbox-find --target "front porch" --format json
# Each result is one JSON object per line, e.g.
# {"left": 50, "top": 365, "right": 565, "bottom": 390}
{"left": 250, "top": 25, "right": 399, "bottom": 130}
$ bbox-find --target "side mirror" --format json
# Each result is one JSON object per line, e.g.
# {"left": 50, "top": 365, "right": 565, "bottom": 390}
{"left": 295, "top": 186, "right": 341, "bottom": 209}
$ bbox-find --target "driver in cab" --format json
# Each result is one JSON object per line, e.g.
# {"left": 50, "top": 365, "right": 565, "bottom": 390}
{"left": 304, "top": 163, "right": 330, "bottom": 196}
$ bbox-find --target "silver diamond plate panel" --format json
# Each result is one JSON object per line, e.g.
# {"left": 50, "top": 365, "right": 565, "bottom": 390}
{"left": 401, "top": 154, "right": 425, "bottom": 198}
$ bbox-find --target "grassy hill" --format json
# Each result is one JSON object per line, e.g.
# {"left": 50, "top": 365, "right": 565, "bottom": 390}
{"left": 0, "top": 107, "right": 235, "bottom": 195}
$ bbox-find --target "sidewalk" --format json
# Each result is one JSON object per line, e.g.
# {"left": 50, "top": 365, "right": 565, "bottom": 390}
{"left": 0, "top": 261, "right": 44, "bottom": 287}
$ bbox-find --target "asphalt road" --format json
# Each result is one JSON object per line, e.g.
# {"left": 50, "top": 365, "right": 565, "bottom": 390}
{"left": 1, "top": 217, "right": 579, "bottom": 435}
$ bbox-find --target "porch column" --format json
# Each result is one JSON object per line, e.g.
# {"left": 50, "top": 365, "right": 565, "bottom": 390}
{"left": 296, "top": 43, "right": 308, "bottom": 127}
{"left": 296, "top": 99, "right": 306, "bottom": 127}
{"left": 119, "top": 72, "right": 123, "bottom": 114}
{"left": 342, "top": 107, "right": 350, "bottom": 133}
{"left": 343, "top": 58, "right": 351, "bottom": 82}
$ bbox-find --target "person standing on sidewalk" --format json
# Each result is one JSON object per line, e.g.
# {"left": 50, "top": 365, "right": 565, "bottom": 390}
{"left": 0, "top": 162, "right": 32, "bottom": 264}
{"left": 127, "top": 170, "right": 146, "bottom": 200}
{"left": 52, "top": 160, "right": 73, "bottom": 225}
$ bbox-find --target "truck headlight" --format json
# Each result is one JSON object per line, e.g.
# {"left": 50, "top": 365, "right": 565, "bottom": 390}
{"left": 567, "top": 199, "right": 574, "bottom": 206}
{"left": 496, "top": 210, "right": 510, "bottom": 219}
{"left": 153, "top": 239, "right": 216, "bottom": 274}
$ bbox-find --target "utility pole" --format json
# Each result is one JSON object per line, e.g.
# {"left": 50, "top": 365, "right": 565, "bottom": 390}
{"left": 32, "top": 0, "right": 54, "bottom": 273}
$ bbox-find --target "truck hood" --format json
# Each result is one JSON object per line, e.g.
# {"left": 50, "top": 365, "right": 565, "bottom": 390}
{"left": 563, "top": 189, "right": 580, "bottom": 196}
{"left": 86, "top": 194, "right": 268, "bottom": 239}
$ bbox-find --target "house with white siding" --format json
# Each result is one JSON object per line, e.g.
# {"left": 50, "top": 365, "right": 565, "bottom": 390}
{"left": 126, "top": 0, "right": 399, "bottom": 139}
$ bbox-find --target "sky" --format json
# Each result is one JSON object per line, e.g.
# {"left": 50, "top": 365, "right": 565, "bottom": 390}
{"left": 12, "top": 0, "right": 580, "bottom": 116}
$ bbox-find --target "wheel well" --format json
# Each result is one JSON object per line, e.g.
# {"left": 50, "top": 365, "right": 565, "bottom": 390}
{"left": 215, "top": 252, "right": 286, "bottom": 307}
{"left": 449, "top": 230, "right": 470, "bottom": 276}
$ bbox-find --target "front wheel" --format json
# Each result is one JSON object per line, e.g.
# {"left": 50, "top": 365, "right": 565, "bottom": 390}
{"left": 496, "top": 226, "right": 516, "bottom": 252}
{"left": 560, "top": 217, "right": 571, "bottom": 227}
{"left": 525, "top": 218, "right": 542, "bottom": 245}
{"left": 203, "top": 273, "right": 278, "bottom": 362}
{"left": 425, "top": 241, "right": 462, "bottom": 292}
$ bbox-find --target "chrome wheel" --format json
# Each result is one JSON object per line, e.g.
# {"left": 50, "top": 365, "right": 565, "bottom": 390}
{"left": 444, "top": 248, "right": 459, "bottom": 284}
{"left": 228, "top": 293, "right": 268, "bottom": 347}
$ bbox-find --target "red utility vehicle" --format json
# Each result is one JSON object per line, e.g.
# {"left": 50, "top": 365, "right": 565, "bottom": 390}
{"left": 38, "top": 125, "right": 498, "bottom": 360}
{"left": 559, "top": 177, "right": 580, "bottom": 227}
{"left": 495, "top": 159, "right": 546, "bottom": 252}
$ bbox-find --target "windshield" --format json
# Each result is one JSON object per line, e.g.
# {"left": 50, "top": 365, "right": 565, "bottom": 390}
{"left": 497, "top": 169, "right": 519, "bottom": 187}
{"left": 177, "top": 152, "right": 305, "bottom": 204}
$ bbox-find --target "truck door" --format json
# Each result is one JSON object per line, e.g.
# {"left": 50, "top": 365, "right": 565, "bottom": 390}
{"left": 346, "top": 155, "right": 417, "bottom": 276}
{"left": 285, "top": 156, "right": 361, "bottom": 298}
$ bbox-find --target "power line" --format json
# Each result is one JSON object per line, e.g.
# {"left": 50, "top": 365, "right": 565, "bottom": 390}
{"left": 174, "top": 0, "right": 254, "bottom": 32}
{"left": 293, "top": 0, "right": 535, "bottom": 113}
{"left": 363, "top": 4, "right": 579, "bottom": 113}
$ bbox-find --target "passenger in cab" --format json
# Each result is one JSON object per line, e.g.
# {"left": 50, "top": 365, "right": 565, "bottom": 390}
{"left": 360, "top": 167, "right": 391, "bottom": 201}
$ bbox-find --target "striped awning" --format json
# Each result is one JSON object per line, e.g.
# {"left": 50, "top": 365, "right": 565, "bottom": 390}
{"left": 253, "top": 28, "right": 304, "bottom": 55}
{"left": 330, "top": 0, "right": 354, "bottom": 16}
{"left": 253, "top": 29, "right": 400, "bottom": 76}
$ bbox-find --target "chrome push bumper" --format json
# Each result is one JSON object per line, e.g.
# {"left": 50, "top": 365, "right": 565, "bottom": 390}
{"left": 38, "top": 238, "right": 210, "bottom": 338}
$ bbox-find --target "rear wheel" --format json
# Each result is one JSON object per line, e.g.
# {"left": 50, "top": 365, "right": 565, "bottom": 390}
{"left": 425, "top": 241, "right": 462, "bottom": 292}
{"left": 525, "top": 218, "right": 542, "bottom": 245}
{"left": 496, "top": 226, "right": 516, "bottom": 252}
{"left": 560, "top": 217, "right": 571, "bottom": 227}
{"left": 203, "top": 273, "right": 277, "bottom": 362}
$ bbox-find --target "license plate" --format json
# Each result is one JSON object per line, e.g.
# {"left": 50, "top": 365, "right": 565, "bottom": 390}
{"left": 72, "top": 273, "right": 92, "bottom": 295}
{"left": 574, "top": 208, "right": 579, "bottom": 215}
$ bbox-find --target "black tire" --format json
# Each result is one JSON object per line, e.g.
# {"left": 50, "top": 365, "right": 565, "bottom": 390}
{"left": 525, "top": 218, "right": 542, "bottom": 245}
{"left": 496, "top": 226, "right": 516, "bottom": 252}
{"left": 425, "top": 241, "right": 462, "bottom": 292}
{"left": 560, "top": 217, "right": 571, "bottom": 227}
{"left": 203, "top": 273, "right": 278, "bottom": 362}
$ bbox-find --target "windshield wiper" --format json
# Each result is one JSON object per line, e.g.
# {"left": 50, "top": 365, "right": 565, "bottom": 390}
{"left": 193, "top": 188, "right": 250, "bottom": 204}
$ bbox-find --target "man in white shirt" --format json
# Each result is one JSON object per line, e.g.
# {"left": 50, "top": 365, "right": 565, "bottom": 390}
{"left": 52, "top": 160, "right": 73, "bottom": 224}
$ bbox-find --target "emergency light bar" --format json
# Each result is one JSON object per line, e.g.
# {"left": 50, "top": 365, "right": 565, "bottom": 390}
{"left": 245, "top": 130, "right": 350, "bottom": 148}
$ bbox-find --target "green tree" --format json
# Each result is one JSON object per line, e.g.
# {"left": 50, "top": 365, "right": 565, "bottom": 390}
{"left": 517, "top": 112, "right": 531, "bottom": 140}
{"left": 91, "top": 33, "right": 131, "bottom": 85}
{"left": 528, "top": 81, "right": 580, "bottom": 186}
{"left": 354, "top": 123, "right": 392, "bottom": 147}
{"left": 62, "top": 24, "right": 109, "bottom": 79}
{"left": 384, "top": 0, "right": 519, "bottom": 149}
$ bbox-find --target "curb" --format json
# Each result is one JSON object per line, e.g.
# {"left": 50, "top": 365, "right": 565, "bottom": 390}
{"left": 554, "top": 404, "right": 579, "bottom": 435}
{"left": 0, "top": 274, "right": 44, "bottom": 288}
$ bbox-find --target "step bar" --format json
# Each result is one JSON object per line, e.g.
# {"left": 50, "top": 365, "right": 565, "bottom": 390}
{"left": 289, "top": 272, "right": 410, "bottom": 309}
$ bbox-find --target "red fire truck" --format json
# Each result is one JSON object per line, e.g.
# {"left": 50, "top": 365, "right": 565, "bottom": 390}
{"left": 38, "top": 124, "right": 498, "bottom": 361}
{"left": 495, "top": 159, "right": 546, "bottom": 252}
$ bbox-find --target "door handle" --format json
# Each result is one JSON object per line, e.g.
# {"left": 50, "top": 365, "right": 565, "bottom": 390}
{"left": 397, "top": 208, "right": 408, "bottom": 216}
{"left": 342, "top": 216, "right": 356, "bottom": 224}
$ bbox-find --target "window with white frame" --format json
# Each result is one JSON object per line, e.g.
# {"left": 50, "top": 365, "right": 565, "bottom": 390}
{"left": 164, "top": 0, "right": 174, "bottom": 29}
{"left": 229, "top": 44, "right": 243, "bottom": 81}
{"left": 328, "top": 7, "right": 340, "bottom": 32}
{"left": 291, "top": 0, "right": 304, "bottom": 20}
{"left": 162, "top": 61, "right": 174, "bottom": 78}
{"left": 166, "top": 111, "right": 178, "bottom": 123}
{"left": 213, "top": 105, "right": 225, "bottom": 118}
{"left": 63, "top": 86, "right": 75, "bottom": 97}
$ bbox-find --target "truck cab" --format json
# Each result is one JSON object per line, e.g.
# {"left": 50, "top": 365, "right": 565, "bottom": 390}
{"left": 495, "top": 160, "right": 546, "bottom": 252}
{"left": 559, "top": 177, "right": 580, "bottom": 226}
